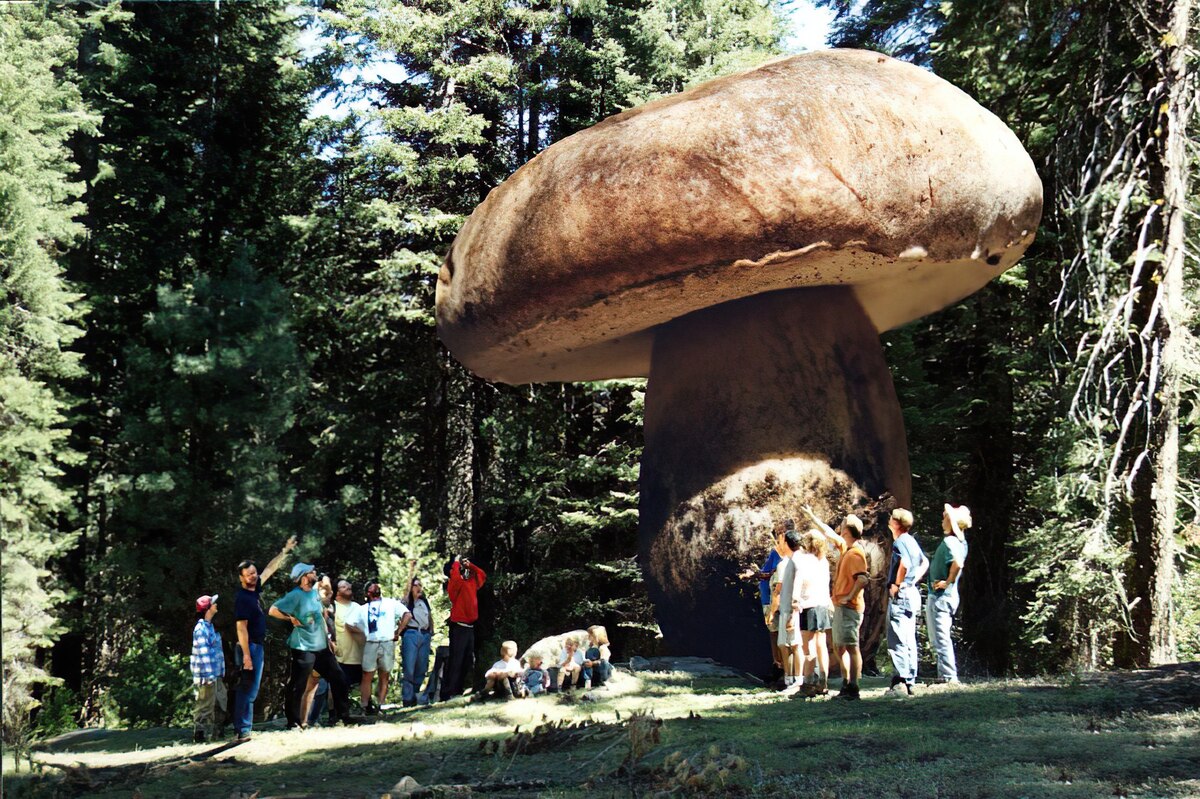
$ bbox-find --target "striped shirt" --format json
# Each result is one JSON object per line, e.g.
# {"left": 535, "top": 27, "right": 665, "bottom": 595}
{"left": 190, "top": 619, "right": 225, "bottom": 684}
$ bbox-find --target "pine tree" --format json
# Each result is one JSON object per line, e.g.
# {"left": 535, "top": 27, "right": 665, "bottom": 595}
{"left": 60, "top": 0, "right": 322, "bottom": 714}
{"left": 0, "top": 2, "right": 94, "bottom": 752}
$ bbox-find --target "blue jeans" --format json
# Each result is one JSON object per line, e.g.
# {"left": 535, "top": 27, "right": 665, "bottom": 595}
{"left": 233, "top": 642, "right": 264, "bottom": 736}
{"left": 307, "top": 678, "right": 332, "bottom": 726}
{"left": 886, "top": 585, "right": 921, "bottom": 685}
{"left": 583, "top": 660, "right": 612, "bottom": 686}
{"left": 401, "top": 629, "right": 432, "bottom": 704}
{"left": 925, "top": 590, "right": 960, "bottom": 681}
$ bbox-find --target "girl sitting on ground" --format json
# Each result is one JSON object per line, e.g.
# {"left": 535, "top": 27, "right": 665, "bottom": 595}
{"left": 482, "top": 640, "right": 525, "bottom": 700}
{"left": 583, "top": 625, "right": 613, "bottom": 688}
{"left": 557, "top": 635, "right": 585, "bottom": 691}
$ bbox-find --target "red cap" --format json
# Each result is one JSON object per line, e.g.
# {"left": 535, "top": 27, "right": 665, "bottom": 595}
{"left": 195, "top": 594, "right": 219, "bottom": 613}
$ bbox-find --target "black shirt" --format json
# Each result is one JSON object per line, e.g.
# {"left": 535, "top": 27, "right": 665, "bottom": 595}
{"left": 235, "top": 583, "right": 267, "bottom": 644}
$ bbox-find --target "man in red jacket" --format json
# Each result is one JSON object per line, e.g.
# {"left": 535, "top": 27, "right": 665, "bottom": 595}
{"left": 441, "top": 554, "right": 486, "bottom": 701}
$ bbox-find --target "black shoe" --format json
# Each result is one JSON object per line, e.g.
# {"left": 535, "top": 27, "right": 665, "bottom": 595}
{"left": 889, "top": 674, "right": 903, "bottom": 689}
{"left": 403, "top": 699, "right": 416, "bottom": 708}
{"left": 193, "top": 730, "right": 206, "bottom": 743}
{"left": 836, "top": 683, "right": 860, "bottom": 700}
{"left": 905, "top": 683, "right": 914, "bottom": 696}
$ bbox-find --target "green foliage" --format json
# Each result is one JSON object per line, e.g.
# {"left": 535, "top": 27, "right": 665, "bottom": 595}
{"left": 102, "top": 630, "right": 191, "bottom": 728}
{"left": 0, "top": 1, "right": 92, "bottom": 750}
{"left": 33, "top": 685, "right": 81, "bottom": 739}
{"left": 818, "top": 0, "right": 1199, "bottom": 672}
{"left": 108, "top": 254, "right": 314, "bottom": 634}
{"left": 59, "top": 0, "right": 326, "bottom": 700}
{"left": 295, "top": 0, "right": 788, "bottom": 665}
{"left": 374, "top": 503, "right": 451, "bottom": 644}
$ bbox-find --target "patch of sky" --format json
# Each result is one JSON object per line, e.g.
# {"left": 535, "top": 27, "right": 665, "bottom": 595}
{"left": 781, "top": 0, "right": 837, "bottom": 55}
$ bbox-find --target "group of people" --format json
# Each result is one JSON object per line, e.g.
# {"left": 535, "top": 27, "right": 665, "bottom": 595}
{"left": 745, "top": 503, "right": 971, "bottom": 700}
{"left": 188, "top": 541, "right": 487, "bottom": 743}
{"left": 187, "top": 503, "right": 971, "bottom": 741}
{"left": 478, "top": 626, "right": 613, "bottom": 701}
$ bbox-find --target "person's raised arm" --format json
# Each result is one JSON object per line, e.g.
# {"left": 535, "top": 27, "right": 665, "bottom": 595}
{"left": 801, "top": 505, "right": 837, "bottom": 542}
{"left": 447, "top": 558, "right": 463, "bottom": 600}
{"left": 260, "top": 535, "right": 298, "bottom": 585}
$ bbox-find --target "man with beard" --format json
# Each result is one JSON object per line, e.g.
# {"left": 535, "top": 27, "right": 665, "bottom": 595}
{"left": 270, "top": 563, "right": 360, "bottom": 728}
{"left": 231, "top": 535, "right": 296, "bottom": 743}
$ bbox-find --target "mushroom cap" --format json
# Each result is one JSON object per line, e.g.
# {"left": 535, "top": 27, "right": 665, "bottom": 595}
{"left": 436, "top": 49, "right": 1043, "bottom": 384}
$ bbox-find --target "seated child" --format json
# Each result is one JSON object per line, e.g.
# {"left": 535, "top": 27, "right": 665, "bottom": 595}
{"left": 482, "top": 640, "right": 525, "bottom": 700}
{"left": 523, "top": 654, "right": 550, "bottom": 696}
{"left": 557, "top": 636, "right": 585, "bottom": 691}
{"left": 582, "top": 624, "right": 613, "bottom": 688}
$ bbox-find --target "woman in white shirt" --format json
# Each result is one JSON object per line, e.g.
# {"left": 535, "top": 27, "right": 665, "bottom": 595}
{"left": 797, "top": 532, "right": 833, "bottom": 696}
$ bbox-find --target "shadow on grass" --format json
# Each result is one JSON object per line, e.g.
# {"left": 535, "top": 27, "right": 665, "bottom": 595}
{"left": 10, "top": 669, "right": 1200, "bottom": 799}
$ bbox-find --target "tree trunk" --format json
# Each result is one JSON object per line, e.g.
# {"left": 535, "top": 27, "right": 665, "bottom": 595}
{"left": 437, "top": 354, "right": 476, "bottom": 556}
{"left": 527, "top": 31, "right": 541, "bottom": 160}
{"left": 1118, "top": 0, "right": 1190, "bottom": 668}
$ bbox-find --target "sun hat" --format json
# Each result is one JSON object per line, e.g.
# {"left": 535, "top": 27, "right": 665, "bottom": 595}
{"left": 943, "top": 504, "right": 973, "bottom": 540}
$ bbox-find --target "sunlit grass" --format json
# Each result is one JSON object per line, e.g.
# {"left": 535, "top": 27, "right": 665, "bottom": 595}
{"left": 6, "top": 670, "right": 1199, "bottom": 798}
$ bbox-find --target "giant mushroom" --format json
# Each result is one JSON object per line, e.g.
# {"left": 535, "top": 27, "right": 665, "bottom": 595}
{"left": 435, "top": 49, "right": 1042, "bottom": 674}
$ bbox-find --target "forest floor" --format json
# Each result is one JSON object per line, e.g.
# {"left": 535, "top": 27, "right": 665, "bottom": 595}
{"left": 4, "top": 660, "right": 1199, "bottom": 799}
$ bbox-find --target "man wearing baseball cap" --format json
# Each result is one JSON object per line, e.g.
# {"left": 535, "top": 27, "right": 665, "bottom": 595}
{"left": 269, "top": 563, "right": 359, "bottom": 728}
{"left": 190, "top": 594, "right": 225, "bottom": 742}
{"left": 926, "top": 504, "right": 972, "bottom": 683}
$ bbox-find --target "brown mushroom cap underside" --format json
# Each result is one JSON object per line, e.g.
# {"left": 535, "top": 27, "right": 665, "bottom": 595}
{"left": 436, "top": 48, "right": 1044, "bottom": 384}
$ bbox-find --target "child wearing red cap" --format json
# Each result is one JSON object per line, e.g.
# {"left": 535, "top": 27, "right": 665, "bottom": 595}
{"left": 191, "top": 594, "right": 225, "bottom": 742}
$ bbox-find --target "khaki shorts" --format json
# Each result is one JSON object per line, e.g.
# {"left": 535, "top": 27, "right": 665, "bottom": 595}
{"left": 362, "top": 640, "right": 396, "bottom": 673}
{"left": 831, "top": 605, "right": 863, "bottom": 647}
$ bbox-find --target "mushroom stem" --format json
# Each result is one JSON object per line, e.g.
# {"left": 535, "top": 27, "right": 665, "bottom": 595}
{"left": 639, "top": 286, "right": 912, "bottom": 674}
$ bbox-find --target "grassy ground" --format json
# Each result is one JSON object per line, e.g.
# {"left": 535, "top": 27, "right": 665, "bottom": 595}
{"left": 4, "top": 663, "right": 1199, "bottom": 799}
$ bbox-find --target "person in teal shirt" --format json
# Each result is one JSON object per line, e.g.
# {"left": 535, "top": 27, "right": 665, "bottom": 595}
{"left": 270, "top": 563, "right": 358, "bottom": 728}
{"left": 925, "top": 505, "right": 972, "bottom": 683}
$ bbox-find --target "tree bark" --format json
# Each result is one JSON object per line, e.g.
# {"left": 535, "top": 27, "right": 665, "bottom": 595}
{"left": 1118, "top": 0, "right": 1190, "bottom": 668}
{"left": 436, "top": 354, "right": 476, "bottom": 556}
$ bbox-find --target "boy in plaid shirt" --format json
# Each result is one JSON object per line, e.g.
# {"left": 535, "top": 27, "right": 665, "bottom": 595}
{"left": 191, "top": 594, "right": 226, "bottom": 742}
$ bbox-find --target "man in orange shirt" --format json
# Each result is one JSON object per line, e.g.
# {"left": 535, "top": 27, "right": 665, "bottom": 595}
{"left": 828, "top": 513, "right": 869, "bottom": 700}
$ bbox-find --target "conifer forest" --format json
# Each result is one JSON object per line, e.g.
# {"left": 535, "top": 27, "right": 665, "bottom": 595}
{"left": 2, "top": 0, "right": 1198, "bottom": 745}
